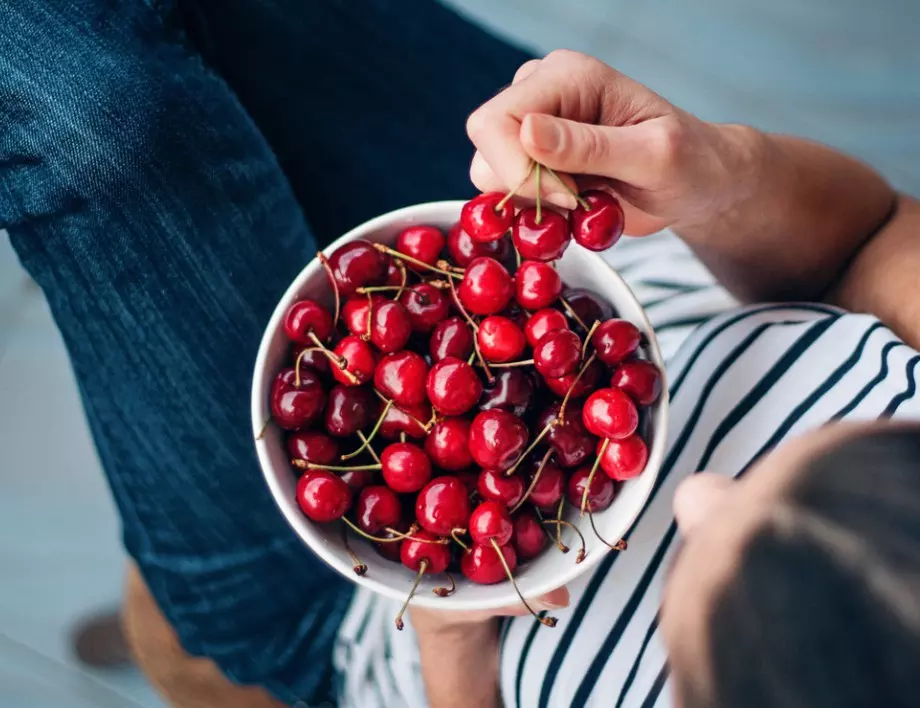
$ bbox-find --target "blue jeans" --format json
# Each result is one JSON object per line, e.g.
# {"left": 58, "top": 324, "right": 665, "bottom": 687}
{"left": 0, "top": 1, "right": 529, "bottom": 703}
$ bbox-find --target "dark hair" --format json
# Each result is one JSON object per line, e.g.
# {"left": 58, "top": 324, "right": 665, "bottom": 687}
{"left": 682, "top": 426, "right": 920, "bottom": 708}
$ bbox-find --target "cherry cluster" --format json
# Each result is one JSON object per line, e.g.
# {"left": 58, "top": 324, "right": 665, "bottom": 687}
{"left": 267, "top": 181, "right": 660, "bottom": 629}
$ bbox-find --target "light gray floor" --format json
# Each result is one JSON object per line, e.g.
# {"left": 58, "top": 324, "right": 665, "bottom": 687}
{"left": 1, "top": 2, "right": 918, "bottom": 706}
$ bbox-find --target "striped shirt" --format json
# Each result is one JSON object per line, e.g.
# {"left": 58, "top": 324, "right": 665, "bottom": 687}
{"left": 333, "top": 232, "right": 920, "bottom": 708}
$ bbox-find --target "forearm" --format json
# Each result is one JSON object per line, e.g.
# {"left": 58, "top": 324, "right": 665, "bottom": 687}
{"left": 677, "top": 126, "right": 897, "bottom": 303}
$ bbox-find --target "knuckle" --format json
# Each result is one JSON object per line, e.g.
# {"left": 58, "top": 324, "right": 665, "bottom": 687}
{"left": 466, "top": 108, "right": 488, "bottom": 142}
{"left": 648, "top": 117, "right": 685, "bottom": 170}
{"left": 512, "top": 59, "right": 541, "bottom": 83}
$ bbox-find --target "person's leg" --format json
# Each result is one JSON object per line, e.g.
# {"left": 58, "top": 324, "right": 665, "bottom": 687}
{"left": 1, "top": 2, "right": 348, "bottom": 704}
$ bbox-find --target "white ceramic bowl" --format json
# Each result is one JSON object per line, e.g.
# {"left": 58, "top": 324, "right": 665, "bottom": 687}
{"left": 252, "top": 201, "right": 668, "bottom": 611}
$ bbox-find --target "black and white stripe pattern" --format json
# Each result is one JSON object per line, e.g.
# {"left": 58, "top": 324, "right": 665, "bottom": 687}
{"left": 332, "top": 233, "right": 920, "bottom": 708}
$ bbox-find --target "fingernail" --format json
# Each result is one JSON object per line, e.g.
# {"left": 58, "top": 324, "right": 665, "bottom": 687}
{"left": 547, "top": 191, "right": 578, "bottom": 210}
{"left": 529, "top": 116, "right": 562, "bottom": 152}
{"left": 534, "top": 599, "right": 568, "bottom": 611}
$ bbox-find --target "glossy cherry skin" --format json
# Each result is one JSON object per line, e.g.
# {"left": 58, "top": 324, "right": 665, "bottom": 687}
{"left": 477, "top": 316, "right": 527, "bottom": 363}
{"left": 342, "top": 294, "right": 382, "bottom": 337}
{"left": 592, "top": 319, "right": 641, "bottom": 366}
{"left": 479, "top": 369, "right": 535, "bottom": 418}
{"left": 570, "top": 190, "right": 625, "bottom": 251}
{"left": 515, "top": 260, "right": 562, "bottom": 310}
{"left": 381, "top": 442, "right": 432, "bottom": 493}
{"left": 524, "top": 308, "right": 569, "bottom": 348}
{"left": 477, "top": 468, "right": 525, "bottom": 508}
{"left": 447, "top": 222, "right": 511, "bottom": 267}
{"left": 328, "top": 240, "right": 388, "bottom": 296}
{"left": 582, "top": 388, "right": 639, "bottom": 440}
{"left": 415, "top": 477, "right": 472, "bottom": 536}
{"left": 332, "top": 335, "right": 376, "bottom": 386}
{"left": 401, "top": 529, "right": 451, "bottom": 574}
{"left": 534, "top": 329, "right": 582, "bottom": 378}
{"left": 396, "top": 225, "right": 445, "bottom": 267}
{"left": 536, "top": 402, "right": 597, "bottom": 469}
{"left": 283, "top": 299, "right": 334, "bottom": 344}
{"left": 324, "top": 385, "right": 377, "bottom": 437}
{"left": 339, "top": 467, "right": 376, "bottom": 491}
{"left": 400, "top": 283, "right": 452, "bottom": 333}
{"left": 461, "top": 542, "right": 517, "bottom": 585}
{"left": 561, "top": 288, "right": 614, "bottom": 329}
{"left": 355, "top": 485, "right": 402, "bottom": 534}
{"left": 512, "top": 207, "right": 570, "bottom": 261}
{"left": 371, "top": 301, "right": 413, "bottom": 353}
{"left": 512, "top": 510, "right": 547, "bottom": 561}
{"left": 424, "top": 418, "right": 473, "bottom": 472}
{"left": 374, "top": 350, "right": 429, "bottom": 406}
{"left": 384, "top": 260, "right": 404, "bottom": 286}
{"left": 469, "top": 501, "right": 514, "bottom": 546}
{"left": 429, "top": 316, "right": 474, "bottom": 362}
{"left": 458, "top": 257, "right": 514, "bottom": 316}
{"left": 611, "top": 360, "right": 662, "bottom": 405}
{"left": 374, "top": 519, "right": 410, "bottom": 562}
{"left": 426, "top": 357, "right": 483, "bottom": 416}
{"left": 270, "top": 368, "right": 326, "bottom": 430}
{"left": 468, "top": 409, "right": 529, "bottom": 471}
{"left": 379, "top": 400, "right": 431, "bottom": 440}
{"left": 461, "top": 192, "right": 514, "bottom": 243}
{"left": 525, "top": 457, "right": 566, "bottom": 510}
{"left": 543, "top": 356, "right": 604, "bottom": 399}
{"left": 567, "top": 465, "right": 616, "bottom": 512}
{"left": 295, "top": 471, "right": 352, "bottom": 522}
{"left": 598, "top": 434, "right": 648, "bottom": 481}
{"left": 287, "top": 430, "right": 339, "bottom": 466}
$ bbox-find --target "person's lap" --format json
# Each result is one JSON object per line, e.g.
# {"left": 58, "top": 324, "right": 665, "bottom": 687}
{"left": 0, "top": 0, "right": 528, "bottom": 703}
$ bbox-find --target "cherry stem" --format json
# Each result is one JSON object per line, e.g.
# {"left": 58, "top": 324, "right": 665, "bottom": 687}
{"left": 395, "top": 559, "right": 428, "bottom": 631}
{"left": 555, "top": 497, "right": 566, "bottom": 551}
{"left": 400, "top": 431, "right": 407, "bottom": 444}
{"left": 542, "top": 165, "right": 590, "bottom": 210}
{"left": 436, "top": 259, "right": 466, "bottom": 275}
{"left": 543, "top": 519, "right": 587, "bottom": 563}
{"left": 373, "top": 243, "right": 460, "bottom": 279}
{"left": 372, "top": 390, "right": 433, "bottom": 432}
{"left": 294, "top": 346, "right": 327, "bottom": 388}
{"left": 510, "top": 448, "right": 554, "bottom": 513}
{"left": 255, "top": 417, "right": 271, "bottom": 441}
{"left": 535, "top": 162, "right": 543, "bottom": 225}
{"left": 342, "top": 517, "right": 447, "bottom": 545}
{"left": 559, "top": 296, "right": 589, "bottom": 332}
{"left": 394, "top": 262, "right": 408, "bottom": 300}
{"left": 587, "top": 510, "right": 628, "bottom": 552}
{"left": 479, "top": 359, "right": 535, "bottom": 369}
{"left": 534, "top": 506, "right": 568, "bottom": 553}
{"left": 341, "top": 400, "right": 392, "bottom": 460}
{"left": 496, "top": 161, "right": 537, "bottom": 212}
{"left": 556, "top": 352, "right": 598, "bottom": 424}
{"left": 582, "top": 320, "right": 600, "bottom": 359}
{"left": 358, "top": 431, "right": 382, "bottom": 464}
{"left": 514, "top": 243, "right": 522, "bottom": 269}
{"left": 580, "top": 438, "right": 610, "bottom": 516}
{"left": 433, "top": 572, "right": 457, "bottom": 597}
{"left": 341, "top": 526, "right": 368, "bottom": 576}
{"left": 306, "top": 332, "right": 359, "bottom": 384}
{"left": 356, "top": 285, "right": 404, "bottom": 294}
{"left": 446, "top": 276, "right": 494, "bottom": 382}
{"left": 317, "top": 253, "right": 341, "bottom": 330}
{"left": 450, "top": 528, "right": 470, "bottom": 552}
{"left": 292, "top": 459, "right": 382, "bottom": 472}
{"left": 490, "top": 538, "right": 557, "bottom": 628}
{"left": 505, "top": 422, "right": 553, "bottom": 478}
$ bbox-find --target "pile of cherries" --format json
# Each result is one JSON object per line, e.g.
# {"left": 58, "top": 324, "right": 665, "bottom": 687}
{"left": 267, "top": 181, "right": 661, "bottom": 629}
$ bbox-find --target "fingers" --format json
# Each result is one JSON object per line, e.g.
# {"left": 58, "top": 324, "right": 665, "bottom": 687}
{"left": 673, "top": 473, "right": 733, "bottom": 534}
{"left": 512, "top": 59, "right": 541, "bottom": 84}
{"left": 496, "top": 586, "right": 571, "bottom": 617}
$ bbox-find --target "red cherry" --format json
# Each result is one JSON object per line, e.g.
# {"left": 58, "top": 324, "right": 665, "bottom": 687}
{"left": 396, "top": 225, "right": 445, "bottom": 268}
{"left": 543, "top": 356, "right": 604, "bottom": 399}
{"left": 380, "top": 400, "right": 431, "bottom": 440}
{"left": 374, "top": 520, "right": 410, "bottom": 562}
{"left": 570, "top": 190, "right": 625, "bottom": 251}
{"left": 342, "top": 294, "right": 385, "bottom": 337}
{"left": 370, "top": 301, "right": 413, "bottom": 353}
{"left": 328, "top": 240, "right": 388, "bottom": 296}
{"left": 399, "top": 283, "right": 452, "bottom": 333}
{"left": 562, "top": 288, "right": 614, "bottom": 330}
{"left": 460, "top": 192, "right": 514, "bottom": 243}
{"left": 534, "top": 329, "right": 582, "bottom": 378}
{"left": 598, "top": 435, "right": 648, "bottom": 481}
{"left": 324, "top": 385, "right": 377, "bottom": 437}
{"left": 582, "top": 388, "right": 639, "bottom": 439}
{"left": 374, "top": 351, "right": 429, "bottom": 406}
{"left": 461, "top": 542, "right": 517, "bottom": 585}
{"left": 447, "top": 222, "right": 511, "bottom": 267}
{"left": 339, "top": 467, "right": 376, "bottom": 491}
{"left": 512, "top": 207, "right": 570, "bottom": 261}
{"left": 270, "top": 368, "right": 326, "bottom": 430}
{"left": 332, "top": 335, "right": 375, "bottom": 386}
{"left": 426, "top": 357, "right": 483, "bottom": 416}
{"left": 415, "top": 477, "right": 472, "bottom": 536}
{"left": 611, "top": 360, "right": 662, "bottom": 405}
{"left": 400, "top": 529, "right": 451, "bottom": 575}
{"left": 295, "top": 471, "right": 352, "bottom": 522}
{"left": 469, "top": 501, "right": 513, "bottom": 546}
{"left": 458, "top": 257, "right": 514, "bottom": 316}
{"left": 381, "top": 442, "right": 432, "bottom": 493}
{"left": 524, "top": 308, "right": 569, "bottom": 348}
{"left": 512, "top": 511, "right": 548, "bottom": 561}
{"left": 477, "top": 316, "right": 527, "bottom": 363}
{"left": 501, "top": 302, "right": 530, "bottom": 330}
{"left": 591, "top": 319, "right": 641, "bottom": 366}
{"left": 567, "top": 465, "right": 616, "bottom": 512}
{"left": 384, "top": 260, "right": 404, "bottom": 286}
{"left": 536, "top": 403, "right": 597, "bottom": 469}
{"left": 514, "top": 261, "right": 562, "bottom": 310}
{"left": 283, "top": 299, "right": 334, "bottom": 344}
{"left": 287, "top": 430, "right": 339, "bottom": 466}
{"left": 291, "top": 344, "right": 331, "bottom": 376}
{"left": 477, "top": 468, "right": 525, "bottom": 508}
{"left": 455, "top": 468, "right": 480, "bottom": 496}
{"left": 479, "top": 369, "right": 535, "bottom": 417}
{"left": 468, "top": 409, "right": 529, "bottom": 471}
{"left": 355, "top": 485, "right": 402, "bottom": 534}
{"left": 429, "top": 316, "right": 474, "bottom": 362}
{"left": 524, "top": 457, "right": 565, "bottom": 510}
{"left": 424, "top": 418, "right": 473, "bottom": 472}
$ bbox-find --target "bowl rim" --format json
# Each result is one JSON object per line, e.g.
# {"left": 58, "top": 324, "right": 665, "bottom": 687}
{"left": 251, "top": 200, "right": 670, "bottom": 610}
